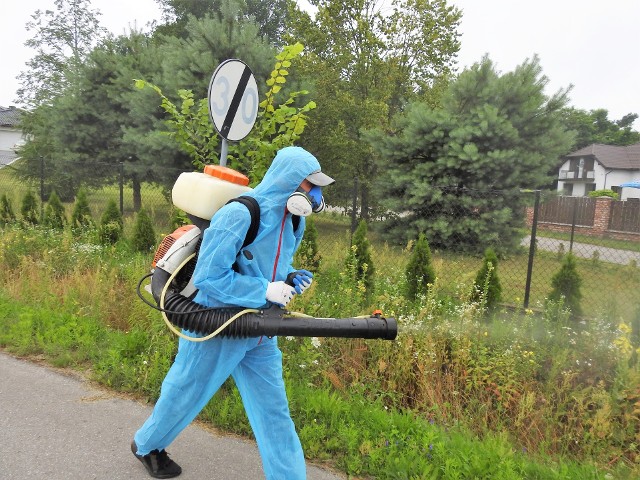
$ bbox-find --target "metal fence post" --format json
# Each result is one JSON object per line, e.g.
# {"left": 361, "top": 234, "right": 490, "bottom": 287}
{"left": 119, "top": 162, "right": 124, "bottom": 215}
{"left": 569, "top": 196, "right": 578, "bottom": 252}
{"left": 39, "top": 156, "right": 45, "bottom": 219}
{"left": 350, "top": 177, "right": 358, "bottom": 235}
{"left": 524, "top": 190, "right": 541, "bottom": 309}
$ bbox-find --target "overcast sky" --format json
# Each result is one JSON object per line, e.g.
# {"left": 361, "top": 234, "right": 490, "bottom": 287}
{"left": 1, "top": 0, "right": 638, "bottom": 128}
{"left": 452, "top": 0, "right": 640, "bottom": 128}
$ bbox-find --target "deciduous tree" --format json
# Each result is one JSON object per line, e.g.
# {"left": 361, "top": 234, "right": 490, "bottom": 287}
{"left": 17, "top": 0, "right": 107, "bottom": 108}
{"left": 562, "top": 108, "right": 640, "bottom": 150}
{"left": 288, "top": 0, "right": 461, "bottom": 218}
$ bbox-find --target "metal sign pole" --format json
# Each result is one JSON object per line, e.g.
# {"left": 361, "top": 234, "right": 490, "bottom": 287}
{"left": 220, "top": 138, "right": 228, "bottom": 167}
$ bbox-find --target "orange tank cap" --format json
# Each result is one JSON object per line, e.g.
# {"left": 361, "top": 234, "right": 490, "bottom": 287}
{"left": 203, "top": 164, "right": 250, "bottom": 186}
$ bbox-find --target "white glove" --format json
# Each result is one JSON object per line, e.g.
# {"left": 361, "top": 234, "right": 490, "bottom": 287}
{"left": 266, "top": 281, "right": 296, "bottom": 307}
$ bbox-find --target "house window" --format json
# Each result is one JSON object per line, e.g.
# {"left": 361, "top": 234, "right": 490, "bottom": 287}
{"left": 562, "top": 183, "right": 573, "bottom": 196}
{"left": 612, "top": 186, "right": 622, "bottom": 197}
{"left": 585, "top": 183, "right": 596, "bottom": 195}
{"left": 583, "top": 157, "right": 594, "bottom": 170}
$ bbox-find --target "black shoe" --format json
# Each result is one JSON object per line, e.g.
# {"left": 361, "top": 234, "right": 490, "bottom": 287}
{"left": 131, "top": 440, "right": 182, "bottom": 478}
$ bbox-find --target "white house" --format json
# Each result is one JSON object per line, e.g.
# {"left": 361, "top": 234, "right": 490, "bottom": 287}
{"left": 0, "top": 106, "right": 24, "bottom": 168}
{"left": 557, "top": 143, "right": 640, "bottom": 200}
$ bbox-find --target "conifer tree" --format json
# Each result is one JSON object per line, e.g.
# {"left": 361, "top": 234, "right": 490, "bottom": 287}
{"left": 0, "top": 194, "right": 16, "bottom": 226}
{"left": 21, "top": 191, "right": 39, "bottom": 225}
{"left": 367, "top": 56, "right": 574, "bottom": 251}
{"left": 547, "top": 253, "right": 583, "bottom": 318}
{"left": 295, "top": 216, "right": 321, "bottom": 272}
{"left": 405, "top": 232, "right": 436, "bottom": 301}
{"left": 70, "top": 187, "right": 93, "bottom": 231}
{"left": 348, "top": 219, "right": 375, "bottom": 298}
{"left": 131, "top": 208, "right": 157, "bottom": 252}
{"left": 471, "top": 248, "right": 502, "bottom": 311}
{"left": 99, "top": 200, "right": 123, "bottom": 244}
{"left": 43, "top": 191, "right": 67, "bottom": 230}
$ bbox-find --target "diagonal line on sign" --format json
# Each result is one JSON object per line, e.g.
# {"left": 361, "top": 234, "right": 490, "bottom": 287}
{"left": 221, "top": 66, "right": 251, "bottom": 138}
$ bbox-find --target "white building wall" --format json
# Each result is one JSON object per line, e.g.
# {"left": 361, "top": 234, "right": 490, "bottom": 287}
{"left": 0, "top": 127, "right": 23, "bottom": 151}
{"left": 592, "top": 161, "right": 608, "bottom": 190}
{"left": 556, "top": 159, "right": 571, "bottom": 194}
{"left": 609, "top": 171, "right": 640, "bottom": 200}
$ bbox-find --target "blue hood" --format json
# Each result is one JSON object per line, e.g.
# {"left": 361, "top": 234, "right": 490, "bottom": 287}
{"left": 251, "top": 146, "right": 322, "bottom": 209}
{"left": 193, "top": 146, "right": 322, "bottom": 309}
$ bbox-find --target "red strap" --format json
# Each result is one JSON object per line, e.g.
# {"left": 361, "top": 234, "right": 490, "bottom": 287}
{"left": 271, "top": 208, "right": 288, "bottom": 282}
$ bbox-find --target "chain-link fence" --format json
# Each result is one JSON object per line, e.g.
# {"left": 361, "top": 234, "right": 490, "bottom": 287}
{"left": 2, "top": 162, "right": 639, "bottom": 321}
{"left": 0, "top": 159, "right": 180, "bottom": 233}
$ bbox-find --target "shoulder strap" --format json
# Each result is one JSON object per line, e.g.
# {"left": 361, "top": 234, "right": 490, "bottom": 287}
{"left": 226, "top": 196, "right": 260, "bottom": 249}
{"left": 226, "top": 196, "right": 301, "bottom": 247}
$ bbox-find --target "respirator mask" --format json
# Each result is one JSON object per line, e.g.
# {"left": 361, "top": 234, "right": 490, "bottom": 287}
{"left": 286, "top": 185, "right": 325, "bottom": 217}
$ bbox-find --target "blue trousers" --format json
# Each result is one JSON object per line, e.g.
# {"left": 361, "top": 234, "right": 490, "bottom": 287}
{"left": 134, "top": 335, "right": 306, "bottom": 480}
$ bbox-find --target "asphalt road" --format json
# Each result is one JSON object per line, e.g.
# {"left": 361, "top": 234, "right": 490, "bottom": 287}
{"left": 522, "top": 235, "right": 640, "bottom": 266}
{"left": 0, "top": 352, "right": 346, "bottom": 480}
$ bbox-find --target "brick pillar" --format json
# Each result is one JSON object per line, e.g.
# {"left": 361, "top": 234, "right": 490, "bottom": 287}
{"left": 592, "top": 197, "right": 613, "bottom": 235}
{"left": 525, "top": 206, "right": 533, "bottom": 226}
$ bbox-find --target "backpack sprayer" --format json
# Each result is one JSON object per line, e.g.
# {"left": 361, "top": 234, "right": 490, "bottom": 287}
{"left": 136, "top": 164, "right": 398, "bottom": 342}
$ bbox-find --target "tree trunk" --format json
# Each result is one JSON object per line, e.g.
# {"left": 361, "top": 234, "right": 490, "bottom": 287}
{"left": 132, "top": 174, "right": 142, "bottom": 212}
{"left": 360, "top": 181, "right": 370, "bottom": 221}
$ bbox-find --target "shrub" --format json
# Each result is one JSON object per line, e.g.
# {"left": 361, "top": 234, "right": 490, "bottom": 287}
{"left": 404, "top": 232, "right": 436, "bottom": 301}
{"left": 295, "top": 216, "right": 321, "bottom": 272}
{"left": 99, "top": 200, "right": 124, "bottom": 245}
{"left": 547, "top": 253, "right": 582, "bottom": 318}
{"left": 471, "top": 248, "right": 502, "bottom": 310}
{"left": 588, "top": 189, "right": 619, "bottom": 199}
{"left": 70, "top": 188, "right": 94, "bottom": 231}
{"left": 21, "top": 191, "right": 39, "bottom": 225}
{"left": 349, "top": 219, "right": 375, "bottom": 298}
{"left": 632, "top": 305, "right": 640, "bottom": 349}
{"left": 131, "top": 208, "right": 157, "bottom": 252}
{"left": 42, "top": 191, "right": 67, "bottom": 230}
{"left": 170, "top": 207, "right": 189, "bottom": 231}
{"left": 0, "top": 194, "right": 16, "bottom": 226}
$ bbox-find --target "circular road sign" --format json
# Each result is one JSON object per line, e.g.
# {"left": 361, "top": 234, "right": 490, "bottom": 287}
{"left": 208, "top": 59, "right": 259, "bottom": 142}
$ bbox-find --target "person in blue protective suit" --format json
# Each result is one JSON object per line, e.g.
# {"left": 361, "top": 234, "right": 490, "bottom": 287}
{"left": 131, "top": 146, "right": 334, "bottom": 479}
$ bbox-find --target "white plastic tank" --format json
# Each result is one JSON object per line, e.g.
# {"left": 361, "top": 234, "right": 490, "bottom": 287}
{"left": 172, "top": 165, "right": 252, "bottom": 220}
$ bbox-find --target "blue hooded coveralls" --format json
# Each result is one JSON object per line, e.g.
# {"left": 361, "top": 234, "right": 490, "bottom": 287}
{"left": 134, "top": 147, "right": 323, "bottom": 479}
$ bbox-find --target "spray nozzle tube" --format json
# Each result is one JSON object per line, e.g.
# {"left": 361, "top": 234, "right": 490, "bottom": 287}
{"left": 137, "top": 268, "right": 397, "bottom": 341}
{"left": 161, "top": 292, "right": 397, "bottom": 340}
